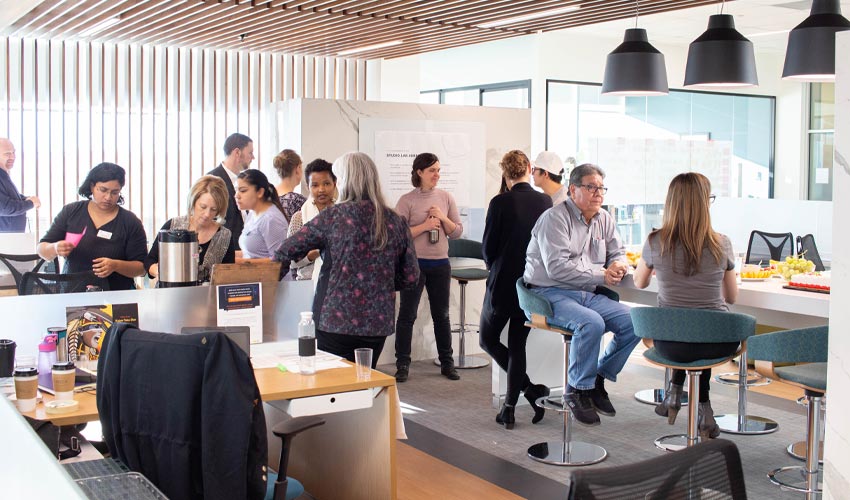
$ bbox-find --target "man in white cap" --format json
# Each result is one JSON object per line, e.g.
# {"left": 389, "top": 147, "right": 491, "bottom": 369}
{"left": 531, "top": 151, "right": 568, "bottom": 206}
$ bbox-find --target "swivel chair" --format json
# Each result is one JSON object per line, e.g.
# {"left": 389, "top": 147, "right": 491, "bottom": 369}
{"left": 433, "top": 238, "right": 490, "bottom": 369}
{"left": 568, "top": 439, "right": 747, "bottom": 500}
{"left": 516, "top": 278, "right": 608, "bottom": 466}
{"left": 19, "top": 270, "right": 105, "bottom": 295}
{"left": 797, "top": 234, "right": 825, "bottom": 272}
{"left": 744, "top": 230, "right": 793, "bottom": 265}
{"left": 748, "top": 326, "right": 828, "bottom": 497}
{"left": 0, "top": 253, "right": 57, "bottom": 291}
{"left": 631, "top": 307, "right": 755, "bottom": 451}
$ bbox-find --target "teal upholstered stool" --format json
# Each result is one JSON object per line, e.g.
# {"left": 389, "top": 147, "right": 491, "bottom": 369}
{"left": 748, "top": 326, "right": 828, "bottom": 497}
{"left": 434, "top": 238, "right": 490, "bottom": 369}
{"left": 516, "top": 278, "right": 607, "bottom": 466}
{"left": 631, "top": 307, "right": 755, "bottom": 451}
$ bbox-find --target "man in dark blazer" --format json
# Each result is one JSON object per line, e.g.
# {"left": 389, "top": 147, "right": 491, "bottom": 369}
{"left": 207, "top": 133, "right": 254, "bottom": 249}
{"left": 0, "top": 138, "right": 40, "bottom": 233}
{"left": 479, "top": 150, "right": 553, "bottom": 429}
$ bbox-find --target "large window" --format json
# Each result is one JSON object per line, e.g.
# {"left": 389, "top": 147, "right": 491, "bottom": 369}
{"left": 547, "top": 80, "right": 775, "bottom": 244}
{"left": 808, "top": 83, "right": 834, "bottom": 201}
{"left": 421, "top": 80, "right": 531, "bottom": 108}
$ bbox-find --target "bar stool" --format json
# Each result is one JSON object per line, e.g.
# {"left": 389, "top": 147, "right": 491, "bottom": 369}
{"left": 713, "top": 342, "right": 778, "bottom": 436}
{"left": 748, "top": 326, "right": 828, "bottom": 497}
{"left": 433, "top": 239, "right": 489, "bottom": 369}
{"left": 516, "top": 278, "right": 606, "bottom": 466}
{"left": 631, "top": 307, "right": 755, "bottom": 452}
{"left": 788, "top": 396, "right": 825, "bottom": 463}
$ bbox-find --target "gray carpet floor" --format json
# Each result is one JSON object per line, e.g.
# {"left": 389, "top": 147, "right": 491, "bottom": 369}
{"left": 385, "top": 357, "right": 816, "bottom": 499}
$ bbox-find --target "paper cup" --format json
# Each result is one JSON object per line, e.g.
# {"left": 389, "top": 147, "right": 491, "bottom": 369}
{"left": 14, "top": 367, "right": 38, "bottom": 412}
{"left": 52, "top": 361, "right": 76, "bottom": 401}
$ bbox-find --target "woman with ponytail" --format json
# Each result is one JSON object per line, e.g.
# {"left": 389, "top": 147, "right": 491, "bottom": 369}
{"left": 235, "top": 169, "right": 288, "bottom": 260}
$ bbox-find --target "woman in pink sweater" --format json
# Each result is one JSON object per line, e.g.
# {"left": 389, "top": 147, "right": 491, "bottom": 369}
{"left": 394, "top": 152, "right": 464, "bottom": 382}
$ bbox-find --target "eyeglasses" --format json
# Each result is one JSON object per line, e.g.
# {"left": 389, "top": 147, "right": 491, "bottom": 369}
{"left": 709, "top": 194, "right": 716, "bottom": 204}
{"left": 576, "top": 184, "right": 608, "bottom": 195}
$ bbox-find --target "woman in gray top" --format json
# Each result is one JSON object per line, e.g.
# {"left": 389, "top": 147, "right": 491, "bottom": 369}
{"left": 633, "top": 172, "right": 738, "bottom": 440}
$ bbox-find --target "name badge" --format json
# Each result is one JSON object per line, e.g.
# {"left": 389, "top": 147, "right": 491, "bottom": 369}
{"left": 97, "top": 229, "right": 113, "bottom": 240}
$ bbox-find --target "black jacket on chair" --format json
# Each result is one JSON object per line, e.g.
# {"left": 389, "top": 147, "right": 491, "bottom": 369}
{"left": 97, "top": 323, "right": 268, "bottom": 500}
{"left": 207, "top": 164, "right": 244, "bottom": 250}
{"left": 482, "top": 182, "right": 553, "bottom": 313}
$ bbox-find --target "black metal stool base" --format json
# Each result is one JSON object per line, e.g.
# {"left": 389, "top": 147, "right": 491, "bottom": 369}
{"left": 634, "top": 388, "right": 690, "bottom": 407}
{"left": 716, "top": 414, "right": 779, "bottom": 435}
{"left": 528, "top": 441, "right": 607, "bottom": 466}
{"left": 768, "top": 465, "right": 823, "bottom": 494}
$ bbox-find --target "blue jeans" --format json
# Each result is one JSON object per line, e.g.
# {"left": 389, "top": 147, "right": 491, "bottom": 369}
{"left": 532, "top": 287, "right": 639, "bottom": 391}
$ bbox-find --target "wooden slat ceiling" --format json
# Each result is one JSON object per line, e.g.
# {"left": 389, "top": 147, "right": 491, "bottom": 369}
{"left": 4, "top": 0, "right": 728, "bottom": 59}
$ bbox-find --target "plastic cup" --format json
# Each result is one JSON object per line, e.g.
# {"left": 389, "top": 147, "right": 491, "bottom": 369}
{"left": 354, "top": 348, "right": 372, "bottom": 380}
{"left": 14, "top": 366, "right": 38, "bottom": 412}
{"left": 52, "top": 361, "right": 76, "bottom": 401}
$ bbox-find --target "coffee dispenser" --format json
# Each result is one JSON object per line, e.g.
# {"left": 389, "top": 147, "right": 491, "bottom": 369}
{"left": 158, "top": 229, "right": 199, "bottom": 287}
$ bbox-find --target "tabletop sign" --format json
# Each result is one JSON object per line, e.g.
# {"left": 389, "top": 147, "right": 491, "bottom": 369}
{"left": 216, "top": 282, "right": 263, "bottom": 344}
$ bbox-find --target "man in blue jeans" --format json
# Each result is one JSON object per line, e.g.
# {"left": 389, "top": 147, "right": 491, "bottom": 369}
{"left": 522, "top": 163, "right": 639, "bottom": 426}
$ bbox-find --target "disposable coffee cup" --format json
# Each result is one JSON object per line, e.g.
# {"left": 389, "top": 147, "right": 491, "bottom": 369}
{"left": 14, "top": 366, "right": 38, "bottom": 412}
{"left": 0, "top": 339, "right": 15, "bottom": 377}
{"left": 52, "top": 361, "right": 76, "bottom": 401}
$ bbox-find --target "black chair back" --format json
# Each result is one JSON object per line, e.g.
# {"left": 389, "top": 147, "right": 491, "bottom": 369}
{"left": 796, "top": 234, "right": 825, "bottom": 271}
{"left": 0, "top": 253, "right": 57, "bottom": 290}
{"left": 745, "top": 230, "right": 793, "bottom": 265}
{"left": 568, "top": 439, "right": 747, "bottom": 499}
{"left": 18, "top": 271, "right": 106, "bottom": 295}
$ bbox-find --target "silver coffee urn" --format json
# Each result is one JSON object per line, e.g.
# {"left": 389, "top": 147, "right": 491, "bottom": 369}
{"left": 158, "top": 229, "right": 199, "bottom": 287}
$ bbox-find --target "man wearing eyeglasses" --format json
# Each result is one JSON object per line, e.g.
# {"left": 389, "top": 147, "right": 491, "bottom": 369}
{"left": 522, "top": 163, "right": 639, "bottom": 427}
{"left": 0, "top": 138, "right": 41, "bottom": 233}
{"left": 531, "top": 151, "right": 569, "bottom": 206}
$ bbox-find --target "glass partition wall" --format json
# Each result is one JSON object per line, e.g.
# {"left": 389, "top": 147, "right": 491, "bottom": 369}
{"left": 546, "top": 80, "right": 775, "bottom": 245}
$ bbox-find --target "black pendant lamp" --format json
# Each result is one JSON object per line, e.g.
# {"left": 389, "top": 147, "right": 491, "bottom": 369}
{"left": 684, "top": 13, "right": 758, "bottom": 88}
{"left": 783, "top": 0, "right": 850, "bottom": 82}
{"left": 602, "top": 28, "right": 668, "bottom": 96}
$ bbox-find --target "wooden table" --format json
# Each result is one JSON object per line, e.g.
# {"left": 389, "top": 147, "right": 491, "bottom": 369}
{"left": 21, "top": 364, "right": 399, "bottom": 500}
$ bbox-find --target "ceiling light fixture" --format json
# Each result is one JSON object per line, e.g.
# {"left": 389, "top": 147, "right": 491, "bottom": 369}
{"left": 782, "top": 0, "right": 850, "bottom": 82}
{"left": 476, "top": 5, "right": 580, "bottom": 29}
{"left": 337, "top": 40, "right": 403, "bottom": 56}
{"left": 601, "top": 1, "right": 668, "bottom": 96}
{"left": 684, "top": 2, "right": 758, "bottom": 88}
{"left": 79, "top": 17, "right": 121, "bottom": 38}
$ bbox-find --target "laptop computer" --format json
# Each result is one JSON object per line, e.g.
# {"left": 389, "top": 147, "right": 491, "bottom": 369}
{"left": 179, "top": 326, "right": 251, "bottom": 355}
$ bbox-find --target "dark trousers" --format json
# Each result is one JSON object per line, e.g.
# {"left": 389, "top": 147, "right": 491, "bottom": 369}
{"left": 317, "top": 330, "right": 386, "bottom": 369}
{"left": 654, "top": 340, "right": 739, "bottom": 402}
{"left": 479, "top": 298, "right": 532, "bottom": 406}
{"left": 395, "top": 263, "right": 453, "bottom": 367}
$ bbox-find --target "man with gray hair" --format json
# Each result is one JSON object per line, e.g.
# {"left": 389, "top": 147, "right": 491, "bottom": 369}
{"left": 0, "top": 138, "right": 40, "bottom": 232}
{"left": 522, "top": 163, "right": 638, "bottom": 427}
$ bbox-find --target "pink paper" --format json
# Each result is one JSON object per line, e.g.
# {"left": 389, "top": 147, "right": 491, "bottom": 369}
{"left": 65, "top": 226, "right": 87, "bottom": 247}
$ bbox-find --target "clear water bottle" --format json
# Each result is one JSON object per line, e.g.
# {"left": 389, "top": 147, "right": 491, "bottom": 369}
{"left": 298, "top": 312, "right": 316, "bottom": 375}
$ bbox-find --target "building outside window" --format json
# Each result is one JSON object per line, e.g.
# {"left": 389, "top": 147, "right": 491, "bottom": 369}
{"left": 808, "top": 83, "right": 834, "bottom": 201}
{"left": 421, "top": 80, "right": 530, "bottom": 108}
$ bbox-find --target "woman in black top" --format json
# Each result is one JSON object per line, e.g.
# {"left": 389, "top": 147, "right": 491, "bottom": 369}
{"left": 480, "top": 150, "right": 553, "bottom": 429}
{"left": 37, "top": 163, "right": 147, "bottom": 291}
{"left": 146, "top": 175, "right": 236, "bottom": 284}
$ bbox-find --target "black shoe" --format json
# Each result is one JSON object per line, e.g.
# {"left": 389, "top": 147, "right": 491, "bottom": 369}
{"left": 441, "top": 364, "right": 460, "bottom": 380}
{"left": 591, "top": 375, "right": 616, "bottom": 416}
{"left": 523, "top": 384, "right": 551, "bottom": 424}
{"left": 496, "top": 405, "right": 515, "bottom": 429}
{"left": 394, "top": 365, "right": 409, "bottom": 383}
{"left": 565, "top": 387, "right": 600, "bottom": 426}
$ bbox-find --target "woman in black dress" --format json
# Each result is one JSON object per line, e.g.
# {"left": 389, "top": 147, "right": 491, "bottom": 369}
{"left": 37, "top": 163, "right": 147, "bottom": 291}
{"left": 480, "top": 150, "right": 553, "bottom": 428}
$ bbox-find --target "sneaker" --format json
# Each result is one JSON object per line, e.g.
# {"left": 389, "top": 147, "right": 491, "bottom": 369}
{"left": 591, "top": 376, "right": 616, "bottom": 417}
{"left": 441, "top": 365, "right": 460, "bottom": 381}
{"left": 394, "top": 365, "right": 409, "bottom": 383}
{"left": 565, "top": 387, "right": 600, "bottom": 426}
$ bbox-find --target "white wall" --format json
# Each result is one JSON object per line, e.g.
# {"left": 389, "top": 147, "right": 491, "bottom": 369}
{"left": 823, "top": 31, "right": 850, "bottom": 500}
{"left": 375, "top": 29, "right": 808, "bottom": 200}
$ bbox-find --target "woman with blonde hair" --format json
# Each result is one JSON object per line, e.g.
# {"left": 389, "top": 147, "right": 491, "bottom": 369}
{"left": 480, "top": 150, "right": 553, "bottom": 428}
{"left": 273, "top": 148, "right": 306, "bottom": 222}
{"left": 275, "top": 152, "right": 419, "bottom": 364}
{"left": 633, "top": 172, "right": 738, "bottom": 439}
{"left": 146, "top": 175, "right": 235, "bottom": 284}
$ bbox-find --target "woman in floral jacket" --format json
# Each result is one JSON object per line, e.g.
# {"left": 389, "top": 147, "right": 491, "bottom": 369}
{"left": 276, "top": 152, "right": 419, "bottom": 365}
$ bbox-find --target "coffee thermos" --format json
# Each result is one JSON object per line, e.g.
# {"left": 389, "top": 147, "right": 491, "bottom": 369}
{"left": 158, "top": 229, "right": 199, "bottom": 287}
